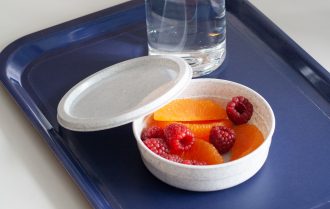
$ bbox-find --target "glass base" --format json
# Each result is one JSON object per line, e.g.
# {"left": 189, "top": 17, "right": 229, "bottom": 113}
{"left": 148, "top": 41, "right": 226, "bottom": 77}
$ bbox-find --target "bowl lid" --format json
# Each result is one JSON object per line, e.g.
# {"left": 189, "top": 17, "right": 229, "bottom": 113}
{"left": 57, "top": 55, "right": 192, "bottom": 131}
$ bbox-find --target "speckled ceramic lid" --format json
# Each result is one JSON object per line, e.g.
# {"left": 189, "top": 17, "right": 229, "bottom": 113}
{"left": 57, "top": 55, "right": 192, "bottom": 132}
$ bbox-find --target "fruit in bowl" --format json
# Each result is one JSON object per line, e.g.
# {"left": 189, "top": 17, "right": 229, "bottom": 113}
{"left": 141, "top": 95, "right": 264, "bottom": 165}
{"left": 132, "top": 79, "right": 275, "bottom": 191}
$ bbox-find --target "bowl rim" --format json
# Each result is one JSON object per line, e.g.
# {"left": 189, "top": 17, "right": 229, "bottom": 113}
{"left": 132, "top": 78, "right": 275, "bottom": 170}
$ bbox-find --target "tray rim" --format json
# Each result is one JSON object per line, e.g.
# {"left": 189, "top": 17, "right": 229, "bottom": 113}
{"left": 0, "top": 0, "right": 329, "bottom": 208}
{"left": 0, "top": 1, "right": 146, "bottom": 208}
{"left": 227, "top": 0, "right": 330, "bottom": 102}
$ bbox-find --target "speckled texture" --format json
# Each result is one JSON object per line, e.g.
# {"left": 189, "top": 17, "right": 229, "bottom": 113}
{"left": 57, "top": 55, "right": 192, "bottom": 131}
{"left": 132, "top": 79, "right": 275, "bottom": 191}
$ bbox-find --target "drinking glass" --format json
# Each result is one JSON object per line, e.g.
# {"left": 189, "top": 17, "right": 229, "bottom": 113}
{"left": 145, "top": 0, "right": 226, "bottom": 77}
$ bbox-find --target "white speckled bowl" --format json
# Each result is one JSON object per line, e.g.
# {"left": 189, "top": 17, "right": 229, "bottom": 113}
{"left": 132, "top": 79, "right": 275, "bottom": 191}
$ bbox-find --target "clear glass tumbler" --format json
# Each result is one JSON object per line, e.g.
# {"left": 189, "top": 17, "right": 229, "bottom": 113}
{"left": 145, "top": 0, "right": 226, "bottom": 77}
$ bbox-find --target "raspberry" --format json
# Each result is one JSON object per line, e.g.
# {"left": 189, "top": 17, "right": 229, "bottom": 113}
{"left": 143, "top": 138, "right": 169, "bottom": 156}
{"left": 141, "top": 126, "right": 165, "bottom": 141}
{"left": 164, "top": 123, "right": 195, "bottom": 152}
{"left": 163, "top": 154, "right": 183, "bottom": 163}
{"left": 210, "top": 126, "right": 236, "bottom": 154}
{"left": 226, "top": 96, "right": 253, "bottom": 125}
{"left": 182, "top": 160, "right": 207, "bottom": 165}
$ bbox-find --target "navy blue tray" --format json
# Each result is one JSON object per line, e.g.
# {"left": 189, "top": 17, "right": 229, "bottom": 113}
{"left": 1, "top": 0, "right": 330, "bottom": 208}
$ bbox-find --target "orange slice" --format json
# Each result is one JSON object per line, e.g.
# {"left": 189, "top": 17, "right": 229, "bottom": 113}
{"left": 230, "top": 124, "right": 264, "bottom": 161}
{"left": 145, "top": 115, "right": 170, "bottom": 129}
{"left": 153, "top": 98, "right": 227, "bottom": 122}
{"left": 146, "top": 116, "right": 233, "bottom": 141}
{"left": 181, "top": 120, "right": 233, "bottom": 141}
{"left": 180, "top": 139, "right": 224, "bottom": 165}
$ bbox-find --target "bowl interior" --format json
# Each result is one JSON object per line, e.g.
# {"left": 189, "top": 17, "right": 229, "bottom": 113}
{"left": 133, "top": 78, "right": 275, "bottom": 164}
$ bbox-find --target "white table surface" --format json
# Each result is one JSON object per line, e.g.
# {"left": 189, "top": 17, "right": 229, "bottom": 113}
{"left": 0, "top": 1, "right": 329, "bottom": 208}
